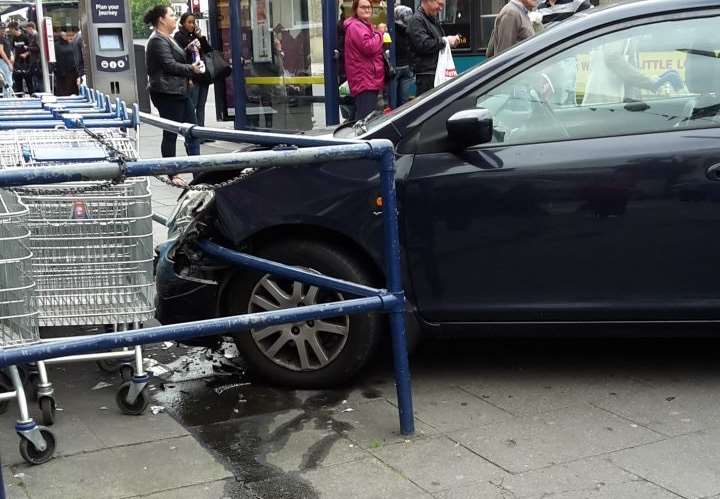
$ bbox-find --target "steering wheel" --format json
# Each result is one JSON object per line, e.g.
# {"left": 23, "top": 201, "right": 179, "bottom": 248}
{"left": 530, "top": 75, "right": 571, "bottom": 140}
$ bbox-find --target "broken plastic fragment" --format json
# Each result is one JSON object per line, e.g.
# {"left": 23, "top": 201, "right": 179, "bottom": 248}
{"left": 161, "top": 342, "right": 174, "bottom": 350}
{"left": 91, "top": 381, "right": 113, "bottom": 390}
{"left": 150, "top": 405, "right": 165, "bottom": 415}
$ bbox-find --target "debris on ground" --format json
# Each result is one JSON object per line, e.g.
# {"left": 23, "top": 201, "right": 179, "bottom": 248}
{"left": 91, "top": 381, "right": 113, "bottom": 390}
{"left": 150, "top": 405, "right": 165, "bottom": 415}
{"left": 161, "top": 341, "right": 174, "bottom": 350}
{"left": 13, "top": 473, "right": 25, "bottom": 479}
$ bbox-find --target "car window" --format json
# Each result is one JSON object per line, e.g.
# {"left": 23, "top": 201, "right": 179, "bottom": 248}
{"left": 474, "top": 16, "right": 720, "bottom": 146}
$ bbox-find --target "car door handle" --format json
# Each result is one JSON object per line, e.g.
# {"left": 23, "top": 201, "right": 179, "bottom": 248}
{"left": 707, "top": 163, "right": 720, "bottom": 181}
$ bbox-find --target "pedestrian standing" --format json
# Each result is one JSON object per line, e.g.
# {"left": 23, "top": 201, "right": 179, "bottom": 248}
{"left": 343, "top": 0, "right": 386, "bottom": 121}
{"left": 53, "top": 31, "right": 79, "bottom": 96}
{"left": 393, "top": 5, "right": 415, "bottom": 105}
{"left": 8, "top": 21, "right": 32, "bottom": 94}
{"left": 144, "top": 4, "right": 203, "bottom": 180}
{"left": 408, "top": 0, "right": 459, "bottom": 98}
{"left": 174, "top": 13, "right": 213, "bottom": 127}
{"left": 23, "top": 22, "right": 42, "bottom": 93}
{"left": 0, "top": 24, "right": 13, "bottom": 97}
{"left": 491, "top": 0, "right": 537, "bottom": 56}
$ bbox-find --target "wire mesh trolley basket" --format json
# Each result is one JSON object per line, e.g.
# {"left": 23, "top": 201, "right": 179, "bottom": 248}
{"left": 0, "top": 127, "right": 153, "bottom": 416}
{"left": 0, "top": 189, "right": 56, "bottom": 465}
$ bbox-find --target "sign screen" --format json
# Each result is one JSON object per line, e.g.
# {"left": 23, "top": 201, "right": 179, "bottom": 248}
{"left": 98, "top": 28, "right": 124, "bottom": 51}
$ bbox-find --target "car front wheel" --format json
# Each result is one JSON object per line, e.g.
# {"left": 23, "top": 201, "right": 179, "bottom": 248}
{"left": 224, "top": 240, "right": 382, "bottom": 388}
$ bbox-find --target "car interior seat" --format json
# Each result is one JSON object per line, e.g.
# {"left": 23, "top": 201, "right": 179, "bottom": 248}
{"left": 679, "top": 44, "right": 720, "bottom": 127}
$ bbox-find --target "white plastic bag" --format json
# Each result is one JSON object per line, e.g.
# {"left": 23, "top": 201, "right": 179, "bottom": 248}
{"left": 434, "top": 40, "right": 458, "bottom": 87}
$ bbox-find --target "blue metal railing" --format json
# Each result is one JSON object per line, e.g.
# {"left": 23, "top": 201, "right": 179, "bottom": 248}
{"left": 0, "top": 123, "right": 415, "bottom": 490}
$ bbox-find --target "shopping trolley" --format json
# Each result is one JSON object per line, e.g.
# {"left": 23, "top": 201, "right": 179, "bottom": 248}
{"left": 0, "top": 189, "right": 56, "bottom": 465}
{"left": 0, "top": 127, "right": 154, "bottom": 416}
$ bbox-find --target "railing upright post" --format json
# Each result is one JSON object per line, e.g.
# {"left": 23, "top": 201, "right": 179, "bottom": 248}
{"left": 377, "top": 142, "right": 415, "bottom": 435}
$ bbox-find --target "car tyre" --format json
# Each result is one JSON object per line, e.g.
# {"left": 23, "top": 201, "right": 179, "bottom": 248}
{"left": 225, "top": 240, "right": 382, "bottom": 388}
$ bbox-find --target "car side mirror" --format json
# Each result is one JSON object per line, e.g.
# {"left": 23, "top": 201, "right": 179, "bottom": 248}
{"left": 446, "top": 108, "right": 494, "bottom": 149}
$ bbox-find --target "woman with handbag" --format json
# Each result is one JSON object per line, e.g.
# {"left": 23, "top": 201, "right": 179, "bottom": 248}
{"left": 343, "top": 0, "right": 386, "bottom": 121}
{"left": 174, "top": 12, "right": 213, "bottom": 127}
{"left": 144, "top": 4, "right": 203, "bottom": 174}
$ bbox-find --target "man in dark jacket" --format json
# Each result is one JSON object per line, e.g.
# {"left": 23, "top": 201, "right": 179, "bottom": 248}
{"left": 8, "top": 21, "right": 32, "bottom": 94}
{"left": 394, "top": 5, "right": 414, "bottom": 105}
{"left": 408, "top": 0, "right": 459, "bottom": 97}
{"left": 53, "top": 31, "right": 79, "bottom": 96}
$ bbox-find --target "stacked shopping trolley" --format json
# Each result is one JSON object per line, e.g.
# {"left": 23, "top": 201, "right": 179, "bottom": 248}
{"left": 0, "top": 89, "right": 154, "bottom": 465}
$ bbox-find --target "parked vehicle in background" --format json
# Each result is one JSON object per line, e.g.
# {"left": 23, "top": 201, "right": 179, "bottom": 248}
{"left": 157, "top": 0, "right": 720, "bottom": 387}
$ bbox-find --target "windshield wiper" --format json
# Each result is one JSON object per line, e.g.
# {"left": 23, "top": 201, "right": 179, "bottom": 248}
{"left": 352, "top": 110, "right": 384, "bottom": 136}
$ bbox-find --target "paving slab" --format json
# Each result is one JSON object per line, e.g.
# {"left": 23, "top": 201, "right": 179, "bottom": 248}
{"left": 17, "top": 434, "right": 231, "bottom": 499}
{"left": 460, "top": 368, "right": 654, "bottom": 417}
{"left": 610, "top": 427, "right": 720, "bottom": 498}
{"left": 408, "top": 387, "right": 513, "bottom": 432}
{"left": 593, "top": 381, "right": 720, "bottom": 437}
{"left": 122, "top": 479, "right": 238, "bottom": 499}
{"left": 490, "top": 456, "right": 641, "bottom": 498}
{"left": 0, "top": 409, "right": 105, "bottom": 466}
{"left": 2, "top": 465, "right": 29, "bottom": 499}
{"left": 371, "top": 435, "right": 507, "bottom": 493}
{"left": 432, "top": 481, "right": 511, "bottom": 499}
{"left": 299, "top": 457, "right": 432, "bottom": 499}
{"left": 539, "top": 480, "right": 682, "bottom": 499}
{"left": 450, "top": 404, "right": 664, "bottom": 473}
{"left": 264, "top": 420, "right": 368, "bottom": 472}
{"left": 332, "top": 398, "right": 436, "bottom": 449}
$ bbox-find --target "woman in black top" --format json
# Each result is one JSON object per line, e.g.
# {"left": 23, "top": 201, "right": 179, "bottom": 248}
{"left": 174, "top": 12, "right": 212, "bottom": 127}
{"left": 144, "top": 5, "right": 202, "bottom": 168}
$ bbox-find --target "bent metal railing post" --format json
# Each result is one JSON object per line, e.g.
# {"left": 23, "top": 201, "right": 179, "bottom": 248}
{"left": 0, "top": 136, "right": 415, "bottom": 492}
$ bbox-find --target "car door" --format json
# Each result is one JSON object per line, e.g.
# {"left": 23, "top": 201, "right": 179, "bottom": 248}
{"left": 403, "top": 12, "right": 720, "bottom": 324}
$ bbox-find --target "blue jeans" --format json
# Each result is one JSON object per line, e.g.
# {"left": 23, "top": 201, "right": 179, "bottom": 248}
{"left": 0, "top": 60, "right": 12, "bottom": 97}
{"left": 395, "top": 65, "right": 415, "bottom": 106}
{"left": 189, "top": 82, "right": 210, "bottom": 126}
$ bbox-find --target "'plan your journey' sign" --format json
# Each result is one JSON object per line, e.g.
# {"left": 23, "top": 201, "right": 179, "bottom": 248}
{"left": 92, "top": 0, "right": 125, "bottom": 23}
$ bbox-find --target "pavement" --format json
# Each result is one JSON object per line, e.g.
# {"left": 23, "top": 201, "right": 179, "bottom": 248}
{"left": 3, "top": 99, "right": 720, "bottom": 498}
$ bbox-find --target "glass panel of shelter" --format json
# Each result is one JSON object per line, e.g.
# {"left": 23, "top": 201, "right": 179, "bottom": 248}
{"left": 216, "top": 0, "right": 328, "bottom": 131}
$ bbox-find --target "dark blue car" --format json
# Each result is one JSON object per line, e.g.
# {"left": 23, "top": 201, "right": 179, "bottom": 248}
{"left": 156, "top": 0, "right": 720, "bottom": 387}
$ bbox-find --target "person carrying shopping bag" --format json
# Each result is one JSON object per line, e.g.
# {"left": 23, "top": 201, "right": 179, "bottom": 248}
{"left": 174, "top": 12, "right": 214, "bottom": 127}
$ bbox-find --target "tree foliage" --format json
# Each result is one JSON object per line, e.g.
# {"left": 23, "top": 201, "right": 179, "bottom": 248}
{"left": 131, "top": 0, "right": 168, "bottom": 38}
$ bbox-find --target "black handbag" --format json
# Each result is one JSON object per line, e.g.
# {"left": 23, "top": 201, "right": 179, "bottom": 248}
{"left": 383, "top": 51, "right": 396, "bottom": 82}
{"left": 202, "top": 50, "right": 231, "bottom": 82}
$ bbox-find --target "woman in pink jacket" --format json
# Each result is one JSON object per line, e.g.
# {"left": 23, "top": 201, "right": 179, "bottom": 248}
{"left": 344, "top": 0, "right": 386, "bottom": 121}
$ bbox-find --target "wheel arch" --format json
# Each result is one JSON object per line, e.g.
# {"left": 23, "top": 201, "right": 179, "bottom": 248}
{"left": 215, "top": 223, "right": 386, "bottom": 314}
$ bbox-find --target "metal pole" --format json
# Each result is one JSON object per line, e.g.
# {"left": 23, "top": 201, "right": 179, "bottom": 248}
{"left": 0, "top": 296, "right": 398, "bottom": 367}
{"left": 378, "top": 144, "right": 414, "bottom": 435}
{"left": 322, "top": 0, "right": 339, "bottom": 125}
{"left": 35, "top": 0, "right": 51, "bottom": 93}
{"left": 387, "top": 0, "right": 397, "bottom": 109}
{"left": 229, "top": 0, "right": 247, "bottom": 129}
{"left": 0, "top": 446, "right": 5, "bottom": 499}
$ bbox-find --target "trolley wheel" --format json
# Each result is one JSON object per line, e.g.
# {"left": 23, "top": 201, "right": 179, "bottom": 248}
{"left": 119, "top": 365, "right": 135, "bottom": 382}
{"left": 115, "top": 382, "right": 149, "bottom": 416}
{"left": 97, "top": 358, "right": 123, "bottom": 373}
{"left": 0, "top": 378, "right": 12, "bottom": 415}
{"left": 18, "top": 427, "right": 56, "bottom": 465}
{"left": 38, "top": 396, "right": 56, "bottom": 426}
